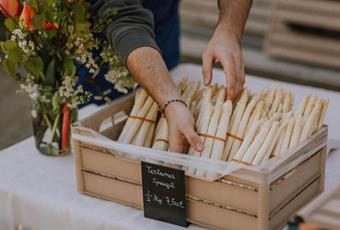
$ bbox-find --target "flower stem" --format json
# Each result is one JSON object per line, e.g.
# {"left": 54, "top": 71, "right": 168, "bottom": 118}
{"left": 48, "top": 113, "right": 60, "bottom": 154}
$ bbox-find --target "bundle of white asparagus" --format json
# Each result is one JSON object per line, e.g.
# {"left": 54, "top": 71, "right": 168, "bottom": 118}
{"left": 117, "top": 78, "right": 329, "bottom": 173}
{"left": 117, "top": 89, "right": 159, "bottom": 147}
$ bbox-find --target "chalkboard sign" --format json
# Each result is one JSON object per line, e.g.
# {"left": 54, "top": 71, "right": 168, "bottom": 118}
{"left": 141, "top": 161, "right": 188, "bottom": 227}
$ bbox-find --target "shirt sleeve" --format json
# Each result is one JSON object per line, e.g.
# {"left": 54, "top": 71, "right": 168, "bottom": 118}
{"left": 90, "top": 0, "right": 161, "bottom": 65}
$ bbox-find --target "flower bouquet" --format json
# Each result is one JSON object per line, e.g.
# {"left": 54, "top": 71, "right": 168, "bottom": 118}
{"left": 0, "top": 0, "right": 134, "bottom": 155}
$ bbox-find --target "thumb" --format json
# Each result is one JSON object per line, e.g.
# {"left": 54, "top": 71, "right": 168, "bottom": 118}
{"left": 183, "top": 126, "right": 204, "bottom": 152}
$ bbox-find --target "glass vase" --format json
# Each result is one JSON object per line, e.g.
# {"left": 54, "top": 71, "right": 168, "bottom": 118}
{"left": 31, "top": 94, "right": 77, "bottom": 156}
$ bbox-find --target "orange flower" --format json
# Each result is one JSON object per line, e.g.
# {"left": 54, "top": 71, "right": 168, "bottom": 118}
{"left": 0, "top": 0, "right": 22, "bottom": 17}
{"left": 44, "top": 22, "right": 59, "bottom": 30}
{"left": 19, "top": 3, "right": 35, "bottom": 30}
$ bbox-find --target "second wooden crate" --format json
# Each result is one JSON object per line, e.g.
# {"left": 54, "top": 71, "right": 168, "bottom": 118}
{"left": 265, "top": 0, "right": 340, "bottom": 69}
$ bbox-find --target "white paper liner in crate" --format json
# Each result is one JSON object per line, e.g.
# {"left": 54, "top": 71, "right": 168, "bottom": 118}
{"left": 72, "top": 125, "right": 327, "bottom": 183}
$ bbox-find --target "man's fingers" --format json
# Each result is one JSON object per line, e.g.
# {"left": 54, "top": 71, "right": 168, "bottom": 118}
{"left": 220, "top": 57, "right": 237, "bottom": 101}
{"left": 202, "top": 51, "right": 213, "bottom": 86}
{"left": 183, "top": 126, "right": 204, "bottom": 152}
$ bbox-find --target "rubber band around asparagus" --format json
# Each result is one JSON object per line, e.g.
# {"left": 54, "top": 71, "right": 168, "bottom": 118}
{"left": 121, "top": 95, "right": 154, "bottom": 144}
{"left": 132, "top": 101, "right": 158, "bottom": 146}
{"left": 186, "top": 102, "right": 213, "bottom": 175}
{"left": 118, "top": 89, "right": 147, "bottom": 142}
{"left": 232, "top": 120, "right": 261, "bottom": 162}
{"left": 222, "top": 88, "right": 248, "bottom": 161}
{"left": 228, "top": 94, "right": 259, "bottom": 161}
{"left": 195, "top": 102, "right": 223, "bottom": 177}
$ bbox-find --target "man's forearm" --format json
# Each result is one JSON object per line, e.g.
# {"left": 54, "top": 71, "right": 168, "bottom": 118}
{"left": 217, "top": 0, "right": 252, "bottom": 40}
{"left": 127, "top": 47, "right": 181, "bottom": 108}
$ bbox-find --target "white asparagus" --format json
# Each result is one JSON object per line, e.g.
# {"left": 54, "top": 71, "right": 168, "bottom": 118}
{"left": 264, "top": 87, "right": 276, "bottom": 111}
{"left": 144, "top": 124, "right": 155, "bottom": 147}
{"left": 317, "top": 98, "right": 329, "bottom": 129}
{"left": 197, "top": 86, "right": 213, "bottom": 128}
{"left": 204, "top": 101, "right": 232, "bottom": 177}
{"left": 252, "top": 121, "right": 280, "bottom": 165}
{"left": 228, "top": 95, "right": 259, "bottom": 160}
{"left": 195, "top": 102, "right": 223, "bottom": 177}
{"left": 261, "top": 125, "right": 282, "bottom": 162}
{"left": 270, "top": 112, "right": 281, "bottom": 121}
{"left": 222, "top": 89, "right": 249, "bottom": 160}
{"left": 272, "top": 121, "right": 288, "bottom": 157}
{"left": 282, "top": 111, "right": 293, "bottom": 122}
{"left": 232, "top": 120, "right": 261, "bottom": 162}
{"left": 289, "top": 92, "right": 295, "bottom": 111}
{"left": 244, "top": 100, "right": 264, "bottom": 136}
{"left": 260, "top": 88, "right": 269, "bottom": 99}
{"left": 269, "top": 88, "right": 283, "bottom": 116}
{"left": 289, "top": 115, "right": 303, "bottom": 149}
{"left": 184, "top": 81, "right": 200, "bottom": 106}
{"left": 276, "top": 103, "right": 283, "bottom": 113}
{"left": 152, "top": 117, "right": 169, "bottom": 151}
{"left": 132, "top": 102, "right": 158, "bottom": 146}
{"left": 280, "top": 117, "right": 295, "bottom": 153}
{"left": 297, "top": 94, "right": 310, "bottom": 116}
{"left": 216, "top": 87, "right": 227, "bottom": 103}
{"left": 122, "top": 96, "right": 154, "bottom": 144}
{"left": 300, "top": 102, "right": 321, "bottom": 142}
{"left": 241, "top": 120, "right": 273, "bottom": 164}
{"left": 282, "top": 91, "right": 292, "bottom": 112}
{"left": 303, "top": 94, "right": 317, "bottom": 119}
{"left": 177, "top": 77, "right": 189, "bottom": 94}
{"left": 118, "top": 89, "right": 148, "bottom": 142}
{"left": 186, "top": 103, "right": 213, "bottom": 175}
{"left": 209, "top": 100, "right": 233, "bottom": 161}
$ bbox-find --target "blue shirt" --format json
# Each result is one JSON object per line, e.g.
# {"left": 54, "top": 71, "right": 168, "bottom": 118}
{"left": 78, "top": 0, "right": 180, "bottom": 106}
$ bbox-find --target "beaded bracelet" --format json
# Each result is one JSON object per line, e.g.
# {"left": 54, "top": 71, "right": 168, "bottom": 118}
{"left": 161, "top": 99, "right": 187, "bottom": 114}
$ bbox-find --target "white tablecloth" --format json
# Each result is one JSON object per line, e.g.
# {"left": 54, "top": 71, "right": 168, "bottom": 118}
{"left": 1, "top": 64, "right": 340, "bottom": 230}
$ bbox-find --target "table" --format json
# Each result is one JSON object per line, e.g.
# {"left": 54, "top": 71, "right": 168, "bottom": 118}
{"left": 1, "top": 64, "right": 340, "bottom": 230}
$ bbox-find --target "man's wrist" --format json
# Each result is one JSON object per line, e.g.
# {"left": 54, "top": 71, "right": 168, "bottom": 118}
{"left": 215, "top": 23, "right": 242, "bottom": 42}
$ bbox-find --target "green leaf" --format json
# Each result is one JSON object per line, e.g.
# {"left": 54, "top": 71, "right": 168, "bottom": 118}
{"left": 7, "top": 47, "right": 23, "bottom": 64}
{"left": 4, "top": 18, "right": 16, "bottom": 32}
{"left": 45, "top": 58, "right": 56, "bottom": 85}
{"left": 63, "top": 58, "right": 76, "bottom": 77}
{"left": 32, "top": 15, "right": 45, "bottom": 30}
{"left": 72, "top": 4, "right": 86, "bottom": 23}
{"left": 25, "top": 56, "right": 44, "bottom": 78}
{"left": 4, "top": 40, "right": 16, "bottom": 50}
{"left": 75, "top": 22, "right": 89, "bottom": 33}
{"left": 52, "top": 91, "right": 61, "bottom": 113}
{"left": 30, "top": 0, "right": 39, "bottom": 12}
{"left": 2, "top": 59, "right": 17, "bottom": 78}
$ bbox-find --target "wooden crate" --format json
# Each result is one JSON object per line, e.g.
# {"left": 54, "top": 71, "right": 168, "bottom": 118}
{"left": 265, "top": 0, "right": 340, "bottom": 69}
{"left": 72, "top": 92, "right": 327, "bottom": 230}
{"left": 180, "top": 0, "right": 272, "bottom": 38}
{"left": 298, "top": 184, "right": 340, "bottom": 229}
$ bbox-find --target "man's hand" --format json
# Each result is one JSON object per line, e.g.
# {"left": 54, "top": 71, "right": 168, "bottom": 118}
{"left": 202, "top": 0, "right": 252, "bottom": 101}
{"left": 202, "top": 28, "right": 245, "bottom": 101}
{"left": 127, "top": 47, "right": 203, "bottom": 153}
{"left": 164, "top": 103, "right": 204, "bottom": 153}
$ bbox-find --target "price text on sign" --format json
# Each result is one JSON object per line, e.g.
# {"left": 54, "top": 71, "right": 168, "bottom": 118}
{"left": 141, "top": 162, "right": 187, "bottom": 227}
